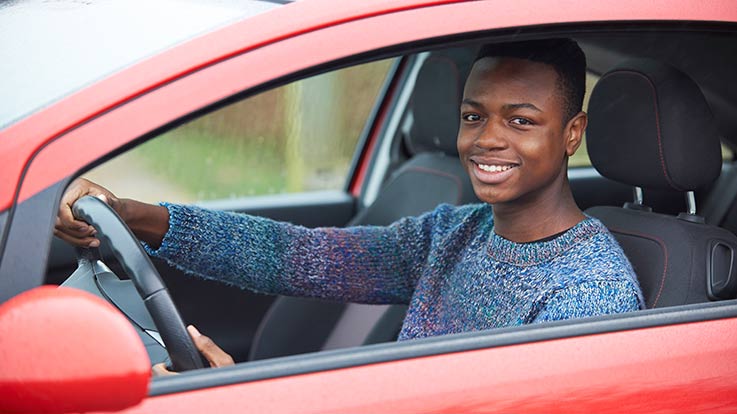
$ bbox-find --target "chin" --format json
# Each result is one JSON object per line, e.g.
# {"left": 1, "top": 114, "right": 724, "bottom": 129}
{"left": 472, "top": 187, "right": 514, "bottom": 206}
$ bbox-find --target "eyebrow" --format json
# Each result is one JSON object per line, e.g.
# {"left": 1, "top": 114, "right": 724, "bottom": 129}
{"left": 461, "top": 98, "right": 483, "bottom": 108}
{"left": 461, "top": 99, "right": 542, "bottom": 113}
{"left": 502, "top": 103, "right": 542, "bottom": 112}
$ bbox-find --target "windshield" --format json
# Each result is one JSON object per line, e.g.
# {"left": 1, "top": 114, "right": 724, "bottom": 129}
{"left": 0, "top": 0, "right": 280, "bottom": 129}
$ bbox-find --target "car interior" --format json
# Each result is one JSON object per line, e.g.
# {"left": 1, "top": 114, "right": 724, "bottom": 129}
{"left": 45, "top": 26, "right": 737, "bottom": 367}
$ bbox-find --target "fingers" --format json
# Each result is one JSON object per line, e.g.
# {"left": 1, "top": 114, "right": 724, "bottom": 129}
{"left": 57, "top": 191, "right": 89, "bottom": 232}
{"left": 152, "top": 363, "right": 178, "bottom": 377}
{"left": 188, "top": 325, "right": 234, "bottom": 368}
{"left": 55, "top": 216, "right": 97, "bottom": 238}
{"left": 55, "top": 178, "right": 117, "bottom": 248}
{"left": 57, "top": 205, "right": 89, "bottom": 232}
{"left": 152, "top": 326, "right": 234, "bottom": 375}
{"left": 54, "top": 213, "right": 100, "bottom": 248}
{"left": 53, "top": 227, "right": 100, "bottom": 248}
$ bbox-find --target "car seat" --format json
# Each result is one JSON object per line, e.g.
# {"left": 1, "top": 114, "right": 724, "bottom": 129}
{"left": 248, "top": 53, "right": 479, "bottom": 360}
{"left": 586, "top": 58, "right": 737, "bottom": 308}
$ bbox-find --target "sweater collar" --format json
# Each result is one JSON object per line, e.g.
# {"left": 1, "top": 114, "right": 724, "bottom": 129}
{"left": 488, "top": 216, "right": 606, "bottom": 266}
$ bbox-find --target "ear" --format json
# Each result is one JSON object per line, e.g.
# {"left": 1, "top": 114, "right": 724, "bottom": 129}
{"left": 564, "top": 111, "right": 587, "bottom": 157}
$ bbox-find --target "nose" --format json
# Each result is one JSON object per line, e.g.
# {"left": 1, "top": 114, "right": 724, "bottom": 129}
{"left": 475, "top": 118, "right": 509, "bottom": 150}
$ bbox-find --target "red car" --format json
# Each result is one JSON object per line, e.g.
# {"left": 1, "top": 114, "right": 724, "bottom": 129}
{"left": 2, "top": 0, "right": 737, "bottom": 412}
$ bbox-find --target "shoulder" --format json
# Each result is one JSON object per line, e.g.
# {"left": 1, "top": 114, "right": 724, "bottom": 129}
{"left": 420, "top": 202, "right": 492, "bottom": 235}
{"left": 547, "top": 216, "right": 644, "bottom": 305}
{"left": 562, "top": 278, "right": 642, "bottom": 308}
{"left": 560, "top": 216, "right": 633, "bottom": 273}
{"left": 430, "top": 202, "right": 491, "bottom": 224}
{"left": 532, "top": 278, "right": 643, "bottom": 323}
{"left": 387, "top": 203, "right": 492, "bottom": 244}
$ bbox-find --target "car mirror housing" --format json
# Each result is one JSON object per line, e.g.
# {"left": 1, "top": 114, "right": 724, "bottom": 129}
{"left": 0, "top": 286, "right": 151, "bottom": 413}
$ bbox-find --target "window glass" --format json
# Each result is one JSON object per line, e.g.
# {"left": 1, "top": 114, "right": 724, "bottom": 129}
{"left": 568, "top": 72, "right": 599, "bottom": 168}
{"left": 85, "top": 59, "right": 395, "bottom": 204}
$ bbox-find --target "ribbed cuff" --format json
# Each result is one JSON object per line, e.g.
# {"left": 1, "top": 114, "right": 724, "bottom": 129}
{"left": 142, "top": 202, "right": 186, "bottom": 258}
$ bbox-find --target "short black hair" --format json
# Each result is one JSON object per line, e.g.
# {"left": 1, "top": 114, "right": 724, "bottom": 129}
{"left": 475, "top": 38, "right": 586, "bottom": 122}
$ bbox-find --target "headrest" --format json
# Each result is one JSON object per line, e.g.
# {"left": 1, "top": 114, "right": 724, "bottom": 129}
{"left": 587, "top": 59, "right": 722, "bottom": 191}
{"left": 406, "top": 56, "right": 462, "bottom": 156}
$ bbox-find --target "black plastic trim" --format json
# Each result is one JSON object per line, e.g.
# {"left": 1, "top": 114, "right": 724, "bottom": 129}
{"left": 150, "top": 299, "right": 737, "bottom": 396}
{"left": 0, "top": 181, "right": 68, "bottom": 303}
{"left": 197, "top": 190, "right": 355, "bottom": 228}
{"left": 0, "top": 210, "right": 6, "bottom": 251}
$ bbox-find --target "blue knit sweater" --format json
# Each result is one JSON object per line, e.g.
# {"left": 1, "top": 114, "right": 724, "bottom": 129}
{"left": 147, "top": 203, "right": 644, "bottom": 340}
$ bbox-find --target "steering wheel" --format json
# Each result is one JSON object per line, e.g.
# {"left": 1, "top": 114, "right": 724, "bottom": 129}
{"left": 71, "top": 196, "right": 204, "bottom": 372}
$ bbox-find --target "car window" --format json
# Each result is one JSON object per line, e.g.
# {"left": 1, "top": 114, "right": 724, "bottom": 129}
{"left": 568, "top": 72, "right": 600, "bottom": 168}
{"left": 85, "top": 59, "right": 395, "bottom": 204}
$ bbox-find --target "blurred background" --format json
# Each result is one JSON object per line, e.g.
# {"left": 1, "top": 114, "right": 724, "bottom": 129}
{"left": 85, "top": 59, "right": 394, "bottom": 204}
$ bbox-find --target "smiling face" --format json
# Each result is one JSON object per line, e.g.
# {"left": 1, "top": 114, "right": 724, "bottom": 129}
{"left": 457, "top": 57, "right": 585, "bottom": 209}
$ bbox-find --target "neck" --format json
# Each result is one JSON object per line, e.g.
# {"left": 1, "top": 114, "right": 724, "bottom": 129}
{"left": 491, "top": 175, "right": 584, "bottom": 243}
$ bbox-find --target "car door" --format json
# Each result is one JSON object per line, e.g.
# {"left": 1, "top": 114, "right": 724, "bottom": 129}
{"left": 3, "top": 1, "right": 737, "bottom": 413}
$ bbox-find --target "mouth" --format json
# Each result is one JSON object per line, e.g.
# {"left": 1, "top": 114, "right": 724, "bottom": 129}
{"left": 470, "top": 160, "right": 519, "bottom": 184}
{"left": 476, "top": 162, "right": 517, "bottom": 173}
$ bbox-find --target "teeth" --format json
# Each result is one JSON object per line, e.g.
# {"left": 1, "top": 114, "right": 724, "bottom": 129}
{"left": 478, "top": 163, "right": 514, "bottom": 172}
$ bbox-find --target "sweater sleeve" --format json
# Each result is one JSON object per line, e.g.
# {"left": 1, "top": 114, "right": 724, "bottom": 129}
{"left": 145, "top": 203, "right": 440, "bottom": 304}
{"left": 532, "top": 280, "right": 641, "bottom": 324}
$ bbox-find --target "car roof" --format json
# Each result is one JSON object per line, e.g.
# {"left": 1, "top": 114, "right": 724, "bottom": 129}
{"left": 0, "top": 0, "right": 280, "bottom": 129}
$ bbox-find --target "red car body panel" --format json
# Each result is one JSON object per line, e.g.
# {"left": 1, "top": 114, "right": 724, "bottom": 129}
{"left": 120, "top": 317, "right": 737, "bottom": 413}
{"left": 3, "top": 0, "right": 737, "bottom": 412}
{"left": 0, "top": 287, "right": 150, "bottom": 413}
{"left": 3, "top": 0, "right": 737, "bottom": 212}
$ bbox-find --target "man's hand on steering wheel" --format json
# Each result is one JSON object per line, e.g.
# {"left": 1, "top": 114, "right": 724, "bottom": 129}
{"left": 55, "top": 178, "right": 120, "bottom": 248}
{"left": 152, "top": 325, "right": 234, "bottom": 376}
{"left": 55, "top": 178, "right": 170, "bottom": 249}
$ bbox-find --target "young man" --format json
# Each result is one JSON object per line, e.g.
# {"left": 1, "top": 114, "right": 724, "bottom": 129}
{"left": 56, "top": 39, "right": 644, "bottom": 371}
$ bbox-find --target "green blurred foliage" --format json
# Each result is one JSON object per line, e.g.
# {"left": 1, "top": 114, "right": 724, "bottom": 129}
{"left": 91, "top": 59, "right": 394, "bottom": 203}
{"left": 135, "top": 128, "right": 285, "bottom": 200}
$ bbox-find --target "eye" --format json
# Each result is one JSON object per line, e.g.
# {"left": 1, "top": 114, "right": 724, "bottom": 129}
{"left": 462, "top": 113, "right": 482, "bottom": 122}
{"left": 510, "top": 117, "right": 534, "bottom": 126}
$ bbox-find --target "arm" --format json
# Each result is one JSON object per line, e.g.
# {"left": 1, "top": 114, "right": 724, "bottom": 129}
{"left": 56, "top": 178, "right": 440, "bottom": 304}
{"left": 146, "top": 203, "right": 438, "bottom": 304}
{"left": 532, "top": 280, "right": 642, "bottom": 324}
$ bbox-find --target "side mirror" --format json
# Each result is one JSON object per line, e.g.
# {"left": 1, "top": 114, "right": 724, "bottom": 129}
{"left": 0, "top": 286, "right": 151, "bottom": 413}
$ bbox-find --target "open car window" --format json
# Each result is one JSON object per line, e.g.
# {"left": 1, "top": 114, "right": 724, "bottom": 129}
{"left": 85, "top": 59, "right": 394, "bottom": 204}
{"left": 43, "top": 25, "right": 735, "bottom": 368}
{"left": 50, "top": 29, "right": 737, "bottom": 360}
